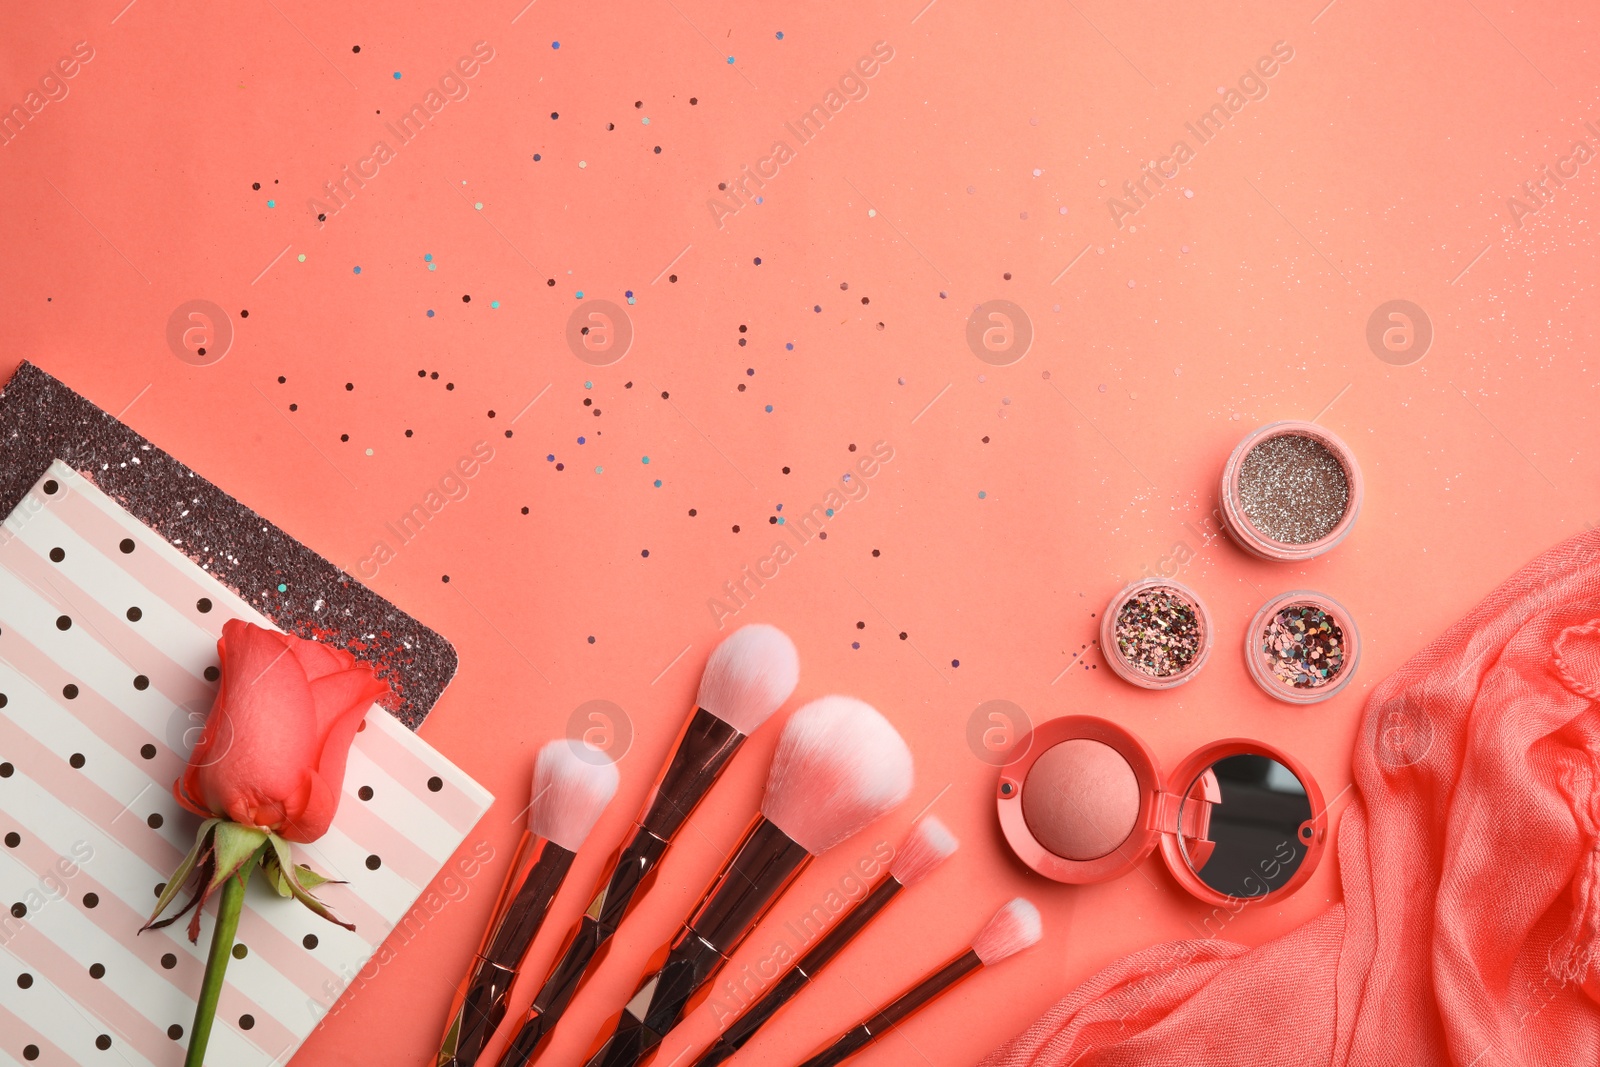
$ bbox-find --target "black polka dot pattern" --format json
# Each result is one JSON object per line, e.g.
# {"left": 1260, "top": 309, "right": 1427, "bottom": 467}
{"left": 0, "top": 458, "right": 493, "bottom": 1059}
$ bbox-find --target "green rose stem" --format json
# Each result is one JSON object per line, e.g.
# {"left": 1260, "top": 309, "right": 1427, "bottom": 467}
{"left": 145, "top": 821, "right": 355, "bottom": 1067}
{"left": 186, "top": 850, "right": 258, "bottom": 1067}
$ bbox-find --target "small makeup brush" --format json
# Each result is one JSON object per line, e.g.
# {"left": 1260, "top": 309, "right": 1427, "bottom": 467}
{"left": 793, "top": 898, "right": 1043, "bottom": 1067}
{"left": 581, "top": 695, "right": 915, "bottom": 1067}
{"left": 437, "top": 740, "right": 619, "bottom": 1066}
{"left": 688, "top": 816, "right": 959, "bottom": 1067}
{"left": 496, "top": 625, "right": 799, "bottom": 1067}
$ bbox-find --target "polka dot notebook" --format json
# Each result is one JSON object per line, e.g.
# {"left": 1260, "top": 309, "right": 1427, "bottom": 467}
{"left": 0, "top": 460, "right": 493, "bottom": 1065}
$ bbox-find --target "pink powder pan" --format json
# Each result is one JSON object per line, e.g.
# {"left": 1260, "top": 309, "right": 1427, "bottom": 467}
{"left": 996, "top": 716, "right": 1328, "bottom": 906}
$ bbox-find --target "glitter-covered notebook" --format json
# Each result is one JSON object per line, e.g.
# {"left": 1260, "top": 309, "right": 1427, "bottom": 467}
{"left": 0, "top": 455, "right": 493, "bottom": 1064}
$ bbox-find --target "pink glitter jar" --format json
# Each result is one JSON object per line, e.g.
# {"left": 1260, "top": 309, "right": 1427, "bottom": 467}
{"left": 1246, "top": 590, "right": 1361, "bottom": 704}
{"left": 1220, "top": 421, "right": 1362, "bottom": 562}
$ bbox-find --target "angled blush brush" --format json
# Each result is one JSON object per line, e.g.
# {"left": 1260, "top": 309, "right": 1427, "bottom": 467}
{"left": 687, "top": 815, "right": 959, "bottom": 1067}
{"left": 437, "top": 740, "right": 619, "bottom": 1066}
{"left": 496, "top": 624, "right": 799, "bottom": 1066}
{"left": 793, "top": 898, "right": 1043, "bottom": 1067}
{"left": 581, "top": 695, "right": 915, "bottom": 1067}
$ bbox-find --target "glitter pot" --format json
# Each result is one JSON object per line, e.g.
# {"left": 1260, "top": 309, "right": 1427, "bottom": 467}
{"left": 1220, "top": 421, "right": 1362, "bottom": 562}
{"left": 1100, "top": 578, "right": 1213, "bottom": 689}
{"left": 1246, "top": 591, "right": 1361, "bottom": 704}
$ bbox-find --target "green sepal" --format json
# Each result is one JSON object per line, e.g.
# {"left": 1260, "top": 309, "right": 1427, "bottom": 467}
{"left": 265, "top": 832, "right": 356, "bottom": 931}
{"left": 207, "top": 823, "right": 270, "bottom": 893}
{"left": 141, "top": 818, "right": 219, "bottom": 932}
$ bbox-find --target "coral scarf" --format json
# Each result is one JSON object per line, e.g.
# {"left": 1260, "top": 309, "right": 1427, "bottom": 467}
{"left": 981, "top": 533, "right": 1600, "bottom": 1066}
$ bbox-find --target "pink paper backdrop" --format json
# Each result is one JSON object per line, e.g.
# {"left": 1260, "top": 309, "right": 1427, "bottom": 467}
{"left": 4, "top": 1, "right": 1598, "bottom": 1064}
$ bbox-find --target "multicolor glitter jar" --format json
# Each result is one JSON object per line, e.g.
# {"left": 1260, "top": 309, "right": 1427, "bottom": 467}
{"left": 1246, "top": 591, "right": 1360, "bottom": 704}
{"left": 1101, "top": 578, "right": 1214, "bottom": 690}
{"left": 1220, "top": 421, "right": 1362, "bottom": 562}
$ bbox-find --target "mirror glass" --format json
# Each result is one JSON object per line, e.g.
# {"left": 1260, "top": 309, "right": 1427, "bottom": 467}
{"left": 1177, "top": 754, "right": 1312, "bottom": 898}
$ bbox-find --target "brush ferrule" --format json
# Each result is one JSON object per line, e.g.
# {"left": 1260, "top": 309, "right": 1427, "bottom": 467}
{"left": 483, "top": 838, "right": 576, "bottom": 970}
{"left": 585, "top": 818, "right": 813, "bottom": 1067}
{"left": 638, "top": 706, "right": 746, "bottom": 840}
{"left": 793, "top": 874, "right": 900, "bottom": 975}
{"left": 436, "top": 835, "right": 575, "bottom": 1067}
{"left": 500, "top": 707, "right": 742, "bottom": 1067}
{"left": 869, "top": 948, "right": 983, "bottom": 1032}
{"left": 688, "top": 816, "right": 813, "bottom": 953}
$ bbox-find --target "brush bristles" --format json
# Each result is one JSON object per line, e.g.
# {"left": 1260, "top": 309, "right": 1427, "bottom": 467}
{"left": 528, "top": 739, "right": 621, "bottom": 852}
{"left": 760, "top": 696, "right": 914, "bottom": 855}
{"left": 889, "top": 816, "right": 959, "bottom": 887}
{"left": 695, "top": 624, "right": 801, "bottom": 735}
{"left": 971, "top": 899, "right": 1043, "bottom": 966}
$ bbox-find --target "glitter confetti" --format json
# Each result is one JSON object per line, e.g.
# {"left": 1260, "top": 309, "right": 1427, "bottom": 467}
{"left": 1114, "top": 588, "right": 1201, "bottom": 678}
{"left": 1262, "top": 604, "right": 1346, "bottom": 688}
{"left": 1238, "top": 434, "right": 1350, "bottom": 544}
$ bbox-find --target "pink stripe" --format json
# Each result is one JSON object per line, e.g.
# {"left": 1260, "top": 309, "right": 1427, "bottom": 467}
{"left": 5, "top": 535, "right": 216, "bottom": 707}
{"left": 0, "top": 1002, "right": 71, "bottom": 1063}
{"left": 358, "top": 719, "right": 483, "bottom": 834}
{"left": 6, "top": 817, "right": 342, "bottom": 1003}
{"left": 7, "top": 918, "right": 267, "bottom": 1062}
{"left": 45, "top": 483, "right": 232, "bottom": 642}
{"left": 4, "top": 541, "right": 443, "bottom": 885}
{"left": 324, "top": 791, "right": 442, "bottom": 890}
{"left": 0, "top": 626, "right": 170, "bottom": 801}
{"left": 0, "top": 714, "right": 392, "bottom": 950}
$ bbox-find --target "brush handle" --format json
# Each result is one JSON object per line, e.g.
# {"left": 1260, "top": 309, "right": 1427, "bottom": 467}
{"left": 794, "top": 950, "right": 983, "bottom": 1067}
{"left": 639, "top": 706, "right": 745, "bottom": 840}
{"left": 690, "top": 876, "right": 904, "bottom": 1067}
{"left": 437, "top": 838, "right": 575, "bottom": 1067}
{"left": 495, "top": 708, "right": 744, "bottom": 1066}
{"left": 583, "top": 817, "right": 814, "bottom": 1067}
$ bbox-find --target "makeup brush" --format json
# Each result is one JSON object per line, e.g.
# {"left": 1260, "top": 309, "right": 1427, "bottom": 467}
{"left": 688, "top": 816, "right": 959, "bottom": 1067}
{"left": 437, "top": 740, "right": 620, "bottom": 1067}
{"left": 496, "top": 625, "right": 800, "bottom": 1066}
{"left": 793, "top": 898, "right": 1043, "bottom": 1067}
{"left": 580, "top": 695, "right": 915, "bottom": 1067}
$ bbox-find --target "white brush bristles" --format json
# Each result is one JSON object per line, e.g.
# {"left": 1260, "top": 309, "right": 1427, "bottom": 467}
{"left": 695, "top": 624, "right": 801, "bottom": 735}
{"left": 971, "top": 898, "right": 1043, "bottom": 966}
{"left": 760, "top": 696, "right": 913, "bottom": 855}
{"left": 528, "top": 739, "right": 621, "bottom": 852}
{"left": 889, "top": 816, "right": 959, "bottom": 887}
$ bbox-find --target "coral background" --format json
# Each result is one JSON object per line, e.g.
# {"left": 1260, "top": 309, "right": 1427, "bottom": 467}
{"left": 4, "top": 0, "right": 1598, "bottom": 1063}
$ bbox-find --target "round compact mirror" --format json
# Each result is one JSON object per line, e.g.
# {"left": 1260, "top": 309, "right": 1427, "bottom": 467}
{"left": 1176, "top": 753, "right": 1315, "bottom": 899}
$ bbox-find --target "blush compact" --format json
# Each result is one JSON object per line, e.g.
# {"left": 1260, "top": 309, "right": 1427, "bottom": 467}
{"left": 996, "top": 716, "right": 1327, "bottom": 904}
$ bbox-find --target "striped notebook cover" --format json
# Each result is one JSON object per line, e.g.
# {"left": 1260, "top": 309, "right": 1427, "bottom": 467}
{"left": 0, "top": 460, "right": 493, "bottom": 1066}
